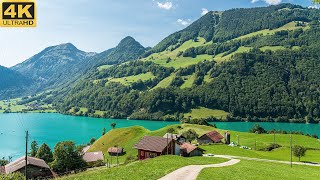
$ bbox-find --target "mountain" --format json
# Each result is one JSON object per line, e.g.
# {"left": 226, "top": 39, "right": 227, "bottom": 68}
{"left": 91, "top": 36, "right": 146, "bottom": 66}
{"left": 55, "top": 4, "right": 320, "bottom": 123}
{"left": 10, "top": 37, "right": 146, "bottom": 95}
{"left": 0, "top": 65, "right": 33, "bottom": 99}
{"left": 11, "top": 43, "right": 96, "bottom": 91}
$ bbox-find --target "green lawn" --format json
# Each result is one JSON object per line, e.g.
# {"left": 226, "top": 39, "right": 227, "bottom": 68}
{"left": 180, "top": 74, "right": 196, "bottom": 89}
{"left": 233, "top": 21, "right": 309, "bottom": 41}
{"left": 184, "top": 107, "right": 229, "bottom": 120}
{"left": 259, "top": 46, "right": 287, "bottom": 51}
{"left": 151, "top": 73, "right": 176, "bottom": 90}
{"left": 214, "top": 46, "right": 252, "bottom": 63}
{"left": 197, "top": 159, "right": 320, "bottom": 180}
{"left": 88, "top": 126, "right": 150, "bottom": 165}
{"left": 97, "top": 65, "right": 113, "bottom": 71}
{"left": 0, "top": 97, "right": 55, "bottom": 113}
{"left": 59, "top": 156, "right": 227, "bottom": 180}
{"left": 107, "top": 72, "right": 155, "bottom": 86}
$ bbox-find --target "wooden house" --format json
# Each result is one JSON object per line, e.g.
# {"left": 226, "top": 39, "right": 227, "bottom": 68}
{"left": 198, "top": 130, "right": 224, "bottom": 144}
{"left": 0, "top": 156, "right": 54, "bottom": 179}
{"left": 180, "top": 143, "right": 205, "bottom": 157}
{"left": 134, "top": 136, "right": 180, "bottom": 160}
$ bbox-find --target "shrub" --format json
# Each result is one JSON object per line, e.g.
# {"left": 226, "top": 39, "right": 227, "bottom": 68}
{"left": 261, "top": 143, "right": 282, "bottom": 151}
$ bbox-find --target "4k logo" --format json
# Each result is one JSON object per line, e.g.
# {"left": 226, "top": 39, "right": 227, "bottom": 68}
{"left": 0, "top": 0, "right": 36, "bottom": 27}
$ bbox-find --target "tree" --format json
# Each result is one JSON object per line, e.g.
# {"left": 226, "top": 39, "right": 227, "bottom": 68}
{"left": 36, "top": 143, "right": 53, "bottom": 163}
{"left": 182, "top": 129, "right": 199, "bottom": 143}
{"left": 250, "top": 124, "right": 266, "bottom": 134}
{"left": 30, "top": 140, "right": 38, "bottom": 157}
{"left": 0, "top": 157, "right": 8, "bottom": 166}
{"left": 167, "top": 127, "right": 176, "bottom": 134}
{"left": 314, "top": 0, "right": 320, "bottom": 4}
{"left": 50, "top": 141, "right": 87, "bottom": 173}
{"left": 111, "top": 122, "right": 116, "bottom": 129}
{"left": 102, "top": 127, "right": 106, "bottom": 136}
{"left": 90, "top": 137, "right": 96, "bottom": 145}
{"left": 293, "top": 145, "right": 307, "bottom": 162}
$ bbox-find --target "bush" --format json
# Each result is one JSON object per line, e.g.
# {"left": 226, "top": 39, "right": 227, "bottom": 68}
{"left": 125, "top": 154, "right": 136, "bottom": 164}
{"left": 250, "top": 124, "right": 266, "bottom": 134}
{"left": 261, "top": 143, "right": 282, "bottom": 151}
{"left": 0, "top": 172, "right": 25, "bottom": 180}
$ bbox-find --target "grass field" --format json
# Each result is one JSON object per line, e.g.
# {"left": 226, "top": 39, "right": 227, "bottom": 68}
{"left": 259, "top": 46, "right": 287, "bottom": 51}
{"left": 59, "top": 156, "right": 227, "bottom": 180}
{"left": 107, "top": 72, "right": 155, "bottom": 86}
{"left": 151, "top": 73, "right": 176, "bottom": 90}
{"left": 88, "top": 126, "right": 150, "bottom": 164}
{"left": 233, "top": 21, "right": 309, "bottom": 41}
{"left": 180, "top": 74, "right": 196, "bottom": 89}
{"left": 197, "top": 159, "right": 320, "bottom": 180}
{"left": 97, "top": 65, "right": 113, "bottom": 71}
{"left": 214, "top": 46, "right": 252, "bottom": 63}
{"left": 184, "top": 107, "right": 229, "bottom": 120}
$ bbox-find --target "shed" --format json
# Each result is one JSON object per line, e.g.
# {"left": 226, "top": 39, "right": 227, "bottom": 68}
{"left": 108, "top": 147, "right": 124, "bottom": 156}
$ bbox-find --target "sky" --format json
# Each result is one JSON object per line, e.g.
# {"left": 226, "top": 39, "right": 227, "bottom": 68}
{"left": 0, "top": 0, "right": 318, "bottom": 67}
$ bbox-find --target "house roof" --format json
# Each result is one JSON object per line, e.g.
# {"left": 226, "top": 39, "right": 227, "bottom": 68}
{"left": 180, "top": 143, "right": 202, "bottom": 154}
{"left": 201, "top": 130, "right": 224, "bottom": 143}
{"left": 134, "top": 136, "right": 173, "bottom": 153}
{"left": 83, "top": 151, "right": 104, "bottom": 163}
{"left": 4, "top": 156, "right": 50, "bottom": 174}
{"left": 82, "top": 145, "right": 91, "bottom": 154}
{"left": 108, "top": 147, "right": 123, "bottom": 154}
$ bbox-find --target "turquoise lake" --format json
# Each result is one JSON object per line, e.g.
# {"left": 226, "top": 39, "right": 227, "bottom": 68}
{"left": 0, "top": 113, "right": 319, "bottom": 160}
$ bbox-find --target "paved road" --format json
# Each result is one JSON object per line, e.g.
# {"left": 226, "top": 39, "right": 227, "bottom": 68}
{"left": 158, "top": 159, "right": 240, "bottom": 180}
{"left": 214, "top": 155, "right": 320, "bottom": 167}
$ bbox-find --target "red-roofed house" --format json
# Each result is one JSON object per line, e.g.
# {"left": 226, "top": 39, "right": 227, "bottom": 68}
{"left": 198, "top": 130, "right": 224, "bottom": 144}
{"left": 134, "top": 136, "right": 179, "bottom": 160}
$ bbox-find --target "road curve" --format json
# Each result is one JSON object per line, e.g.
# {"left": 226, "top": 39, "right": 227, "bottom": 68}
{"left": 158, "top": 159, "right": 240, "bottom": 180}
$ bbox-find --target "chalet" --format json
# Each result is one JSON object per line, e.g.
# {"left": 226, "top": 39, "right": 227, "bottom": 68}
{"left": 0, "top": 156, "right": 54, "bottom": 179}
{"left": 83, "top": 151, "right": 104, "bottom": 163}
{"left": 163, "top": 133, "right": 186, "bottom": 144}
{"left": 108, "top": 147, "right": 124, "bottom": 156}
{"left": 134, "top": 136, "right": 180, "bottom": 160}
{"left": 198, "top": 130, "right": 224, "bottom": 145}
{"left": 180, "top": 143, "right": 205, "bottom": 157}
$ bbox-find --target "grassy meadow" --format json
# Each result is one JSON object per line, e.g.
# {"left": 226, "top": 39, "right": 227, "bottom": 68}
{"left": 59, "top": 156, "right": 227, "bottom": 180}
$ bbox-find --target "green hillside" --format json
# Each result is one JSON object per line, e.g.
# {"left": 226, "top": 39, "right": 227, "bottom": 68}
{"left": 59, "top": 124, "right": 320, "bottom": 179}
{"left": 55, "top": 4, "right": 320, "bottom": 123}
{"left": 89, "top": 126, "right": 149, "bottom": 164}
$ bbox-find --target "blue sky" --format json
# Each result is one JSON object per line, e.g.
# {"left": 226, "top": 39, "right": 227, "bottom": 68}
{"left": 0, "top": 0, "right": 317, "bottom": 67}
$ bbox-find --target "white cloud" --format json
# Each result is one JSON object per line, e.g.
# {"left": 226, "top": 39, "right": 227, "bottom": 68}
{"left": 309, "top": 5, "right": 320, "bottom": 9}
{"left": 201, "top": 8, "right": 209, "bottom": 16}
{"left": 251, "top": 0, "right": 282, "bottom": 5}
{"left": 177, "top": 19, "right": 192, "bottom": 26}
{"left": 155, "top": 1, "right": 173, "bottom": 10}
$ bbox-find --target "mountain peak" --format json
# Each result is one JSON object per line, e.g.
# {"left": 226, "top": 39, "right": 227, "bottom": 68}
{"left": 51, "top": 43, "right": 78, "bottom": 51}
{"left": 117, "top": 36, "right": 143, "bottom": 48}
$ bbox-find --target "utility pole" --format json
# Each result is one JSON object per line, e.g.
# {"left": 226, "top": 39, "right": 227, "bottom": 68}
{"left": 290, "top": 133, "right": 293, "bottom": 168}
{"left": 25, "top": 130, "right": 28, "bottom": 180}
{"left": 166, "top": 133, "right": 169, "bottom": 155}
{"left": 237, "top": 135, "right": 240, "bottom": 146}
{"left": 274, "top": 132, "right": 276, "bottom": 144}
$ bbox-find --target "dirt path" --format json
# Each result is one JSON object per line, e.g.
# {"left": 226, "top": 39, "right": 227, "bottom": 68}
{"left": 158, "top": 159, "right": 240, "bottom": 180}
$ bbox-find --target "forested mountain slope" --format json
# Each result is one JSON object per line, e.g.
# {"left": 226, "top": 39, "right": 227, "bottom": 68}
{"left": 0, "top": 66, "right": 33, "bottom": 99}
{"left": 7, "top": 36, "right": 146, "bottom": 98}
{"left": 53, "top": 4, "right": 320, "bottom": 123}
